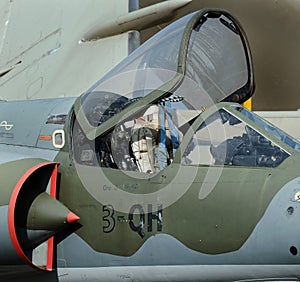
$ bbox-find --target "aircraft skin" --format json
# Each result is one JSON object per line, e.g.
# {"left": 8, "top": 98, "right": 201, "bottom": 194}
{"left": 0, "top": 0, "right": 190, "bottom": 101}
{"left": 1, "top": 8, "right": 300, "bottom": 282}
{"left": 0, "top": 0, "right": 134, "bottom": 101}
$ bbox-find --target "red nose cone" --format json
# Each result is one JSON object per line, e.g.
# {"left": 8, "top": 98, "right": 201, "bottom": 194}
{"left": 67, "top": 212, "right": 80, "bottom": 223}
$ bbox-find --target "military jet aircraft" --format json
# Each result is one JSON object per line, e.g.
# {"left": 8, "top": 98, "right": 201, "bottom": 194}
{"left": 1, "top": 8, "right": 300, "bottom": 282}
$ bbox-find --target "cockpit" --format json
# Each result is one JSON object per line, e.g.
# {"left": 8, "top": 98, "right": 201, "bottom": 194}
{"left": 71, "top": 10, "right": 279, "bottom": 173}
{"left": 72, "top": 94, "right": 299, "bottom": 172}
{"left": 72, "top": 92, "right": 185, "bottom": 172}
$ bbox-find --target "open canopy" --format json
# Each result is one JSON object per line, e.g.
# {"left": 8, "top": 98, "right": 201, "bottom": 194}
{"left": 74, "top": 9, "right": 254, "bottom": 140}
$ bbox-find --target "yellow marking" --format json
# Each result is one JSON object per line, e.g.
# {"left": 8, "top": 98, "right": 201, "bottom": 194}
{"left": 243, "top": 98, "right": 252, "bottom": 111}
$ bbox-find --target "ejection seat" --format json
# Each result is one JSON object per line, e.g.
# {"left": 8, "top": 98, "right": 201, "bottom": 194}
{"left": 131, "top": 102, "right": 180, "bottom": 174}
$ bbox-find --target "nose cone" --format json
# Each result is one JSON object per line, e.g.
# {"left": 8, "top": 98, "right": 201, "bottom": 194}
{"left": 27, "top": 192, "right": 80, "bottom": 231}
{"left": 20, "top": 192, "right": 80, "bottom": 250}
